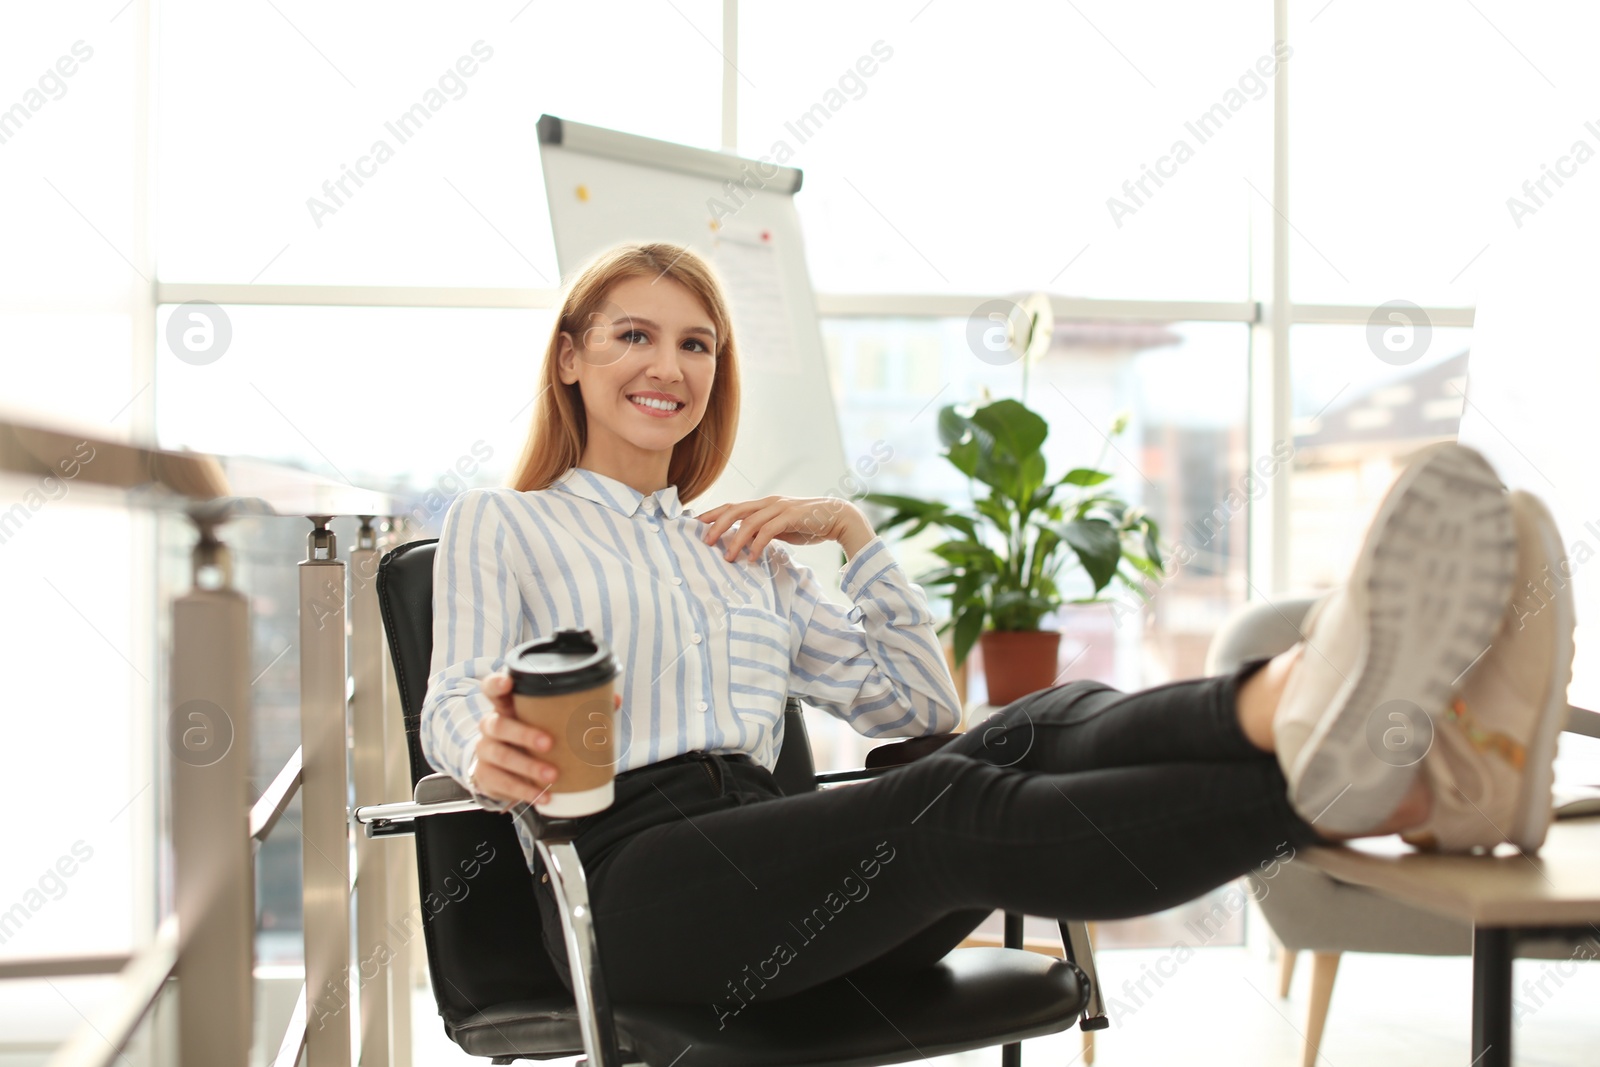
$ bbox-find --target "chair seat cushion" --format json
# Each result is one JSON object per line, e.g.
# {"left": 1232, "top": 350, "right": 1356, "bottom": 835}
{"left": 447, "top": 946, "right": 1087, "bottom": 1066}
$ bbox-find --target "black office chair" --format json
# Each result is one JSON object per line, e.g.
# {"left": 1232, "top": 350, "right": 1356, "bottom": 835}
{"left": 358, "top": 537, "right": 1107, "bottom": 1066}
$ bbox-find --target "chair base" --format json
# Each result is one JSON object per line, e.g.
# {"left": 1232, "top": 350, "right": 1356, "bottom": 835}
{"left": 450, "top": 947, "right": 1088, "bottom": 1067}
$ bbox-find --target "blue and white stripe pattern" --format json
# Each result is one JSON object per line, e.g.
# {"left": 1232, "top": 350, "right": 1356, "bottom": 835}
{"left": 419, "top": 465, "right": 965, "bottom": 834}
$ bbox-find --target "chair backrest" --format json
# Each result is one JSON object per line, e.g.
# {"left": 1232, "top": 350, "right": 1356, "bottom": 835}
{"left": 377, "top": 538, "right": 570, "bottom": 1014}
{"left": 1202, "top": 595, "right": 1318, "bottom": 676}
{"left": 377, "top": 536, "right": 821, "bottom": 1017}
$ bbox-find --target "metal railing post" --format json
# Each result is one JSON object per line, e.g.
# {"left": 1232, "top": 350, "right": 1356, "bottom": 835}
{"left": 349, "top": 517, "right": 389, "bottom": 1066}
{"left": 300, "top": 516, "right": 352, "bottom": 1066}
{"left": 381, "top": 519, "right": 416, "bottom": 1067}
{"left": 171, "top": 517, "right": 253, "bottom": 1066}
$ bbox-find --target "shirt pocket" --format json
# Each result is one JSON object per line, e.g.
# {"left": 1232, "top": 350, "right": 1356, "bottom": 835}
{"left": 723, "top": 604, "right": 791, "bottom": 728}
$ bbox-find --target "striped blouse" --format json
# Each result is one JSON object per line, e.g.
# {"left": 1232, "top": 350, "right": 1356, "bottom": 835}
{"left": 418, "top": 466, "right": 965, "bottom": 861}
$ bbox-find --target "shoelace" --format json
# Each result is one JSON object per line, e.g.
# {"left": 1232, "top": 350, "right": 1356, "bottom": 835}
{"left": 1416, "top": 697, "right": 1525, "bottom": 817}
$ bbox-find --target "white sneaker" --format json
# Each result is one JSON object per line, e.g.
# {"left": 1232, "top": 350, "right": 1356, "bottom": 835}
{"left": 1399, "top": 491, "right": 1575, "bottom": 854}
{"left": 1274, "top": 442, "right": 1517, "bottom": 835}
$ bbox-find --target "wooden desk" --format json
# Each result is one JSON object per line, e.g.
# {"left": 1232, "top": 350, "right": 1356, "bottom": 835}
{"left": 1303, "top": 815, "right": 1600, "bottom": 1067}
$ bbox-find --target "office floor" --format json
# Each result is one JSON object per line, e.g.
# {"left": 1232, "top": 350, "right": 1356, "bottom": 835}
{"left": 411, "top": 946, "right": 1600, "bottom": 1066}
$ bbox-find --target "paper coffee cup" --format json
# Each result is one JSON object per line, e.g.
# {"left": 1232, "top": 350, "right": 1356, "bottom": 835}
{"left": 507, "top": 629, "right": 621, "bottom": 817}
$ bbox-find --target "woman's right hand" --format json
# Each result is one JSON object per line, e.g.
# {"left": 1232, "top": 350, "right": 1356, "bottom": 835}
{"left": 472, "top": 670, "right": 560, "bottom": 807}
{"left": 471, "top": 671, "right": 622, "bottom": 807}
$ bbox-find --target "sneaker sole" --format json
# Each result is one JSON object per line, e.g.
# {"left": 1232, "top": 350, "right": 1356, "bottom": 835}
{"left": 1508, "top": 492, "right": 1575, "bottom": 854}
{"left": 1290, "top": 443, "right": 1517, "bottom": 834}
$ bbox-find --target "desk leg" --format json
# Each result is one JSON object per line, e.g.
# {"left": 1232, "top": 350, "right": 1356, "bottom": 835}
{"left": 1001, "top": 912, "right": 1024, "bottom": 1067}
{"left": 1471, "top": 927, "right": 1514, "bottom": 1067}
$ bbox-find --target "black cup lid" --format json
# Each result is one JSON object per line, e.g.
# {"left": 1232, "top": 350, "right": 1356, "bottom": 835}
{"left": 508, "top": 629, "right": 619, "bottom": 696}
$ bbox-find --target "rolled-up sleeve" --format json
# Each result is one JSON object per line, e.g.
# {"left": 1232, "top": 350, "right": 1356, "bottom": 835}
{"left": 774, "top": 535, "right": 964, "bottom": 737}
{"left": 418, "top": 488, "right": 520, "bottom": 812}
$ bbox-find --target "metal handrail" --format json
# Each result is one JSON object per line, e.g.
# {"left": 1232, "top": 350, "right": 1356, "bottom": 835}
{"left": 0, "top": 416, "right": 406, "bottom": 521}
{"left": 43, "top": 915, "right": 179, "bottom": 1067}
{"left": 0, "top": 953, "right": 133, "bottom": 981}
{"left": 272, "top": 984, "right": 307, "bottom": 1067}
{"left": 5, "top": 415, "right": 420, "bottom": 1067}
{"left": 250, "top": 747, "right": 303, "bottom": 845}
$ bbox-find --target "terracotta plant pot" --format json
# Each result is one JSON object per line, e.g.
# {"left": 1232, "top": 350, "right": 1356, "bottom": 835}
{"left": 978, "top": 630, "right": 1063, "bottom": 707}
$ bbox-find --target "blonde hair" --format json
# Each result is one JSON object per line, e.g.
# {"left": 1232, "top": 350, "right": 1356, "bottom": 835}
{"left": 508, "top": 242, "right": 741, "bottom": 503}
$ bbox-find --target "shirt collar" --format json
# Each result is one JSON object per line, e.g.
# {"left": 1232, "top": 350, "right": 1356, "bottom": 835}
{"left": 553, "top": 467, "right": 685, "bottom": 519}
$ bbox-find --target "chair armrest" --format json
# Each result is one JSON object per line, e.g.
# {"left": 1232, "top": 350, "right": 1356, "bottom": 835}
{"left": 1059, "top": 920, "right": 1108, "bottom": 1030}
{"left": 865, "top": 732, "right": 962, "bottom": 768}
{"left": 351, "top": 772, "right": 485, "bottom": 838}
{"left": 813, "top": 733, "right": 962, "bottom": 787}
{"left": 416, "top": 772, "right": 473, "bottom": 804}
{"left": 351, "top": 780, "right": 634, "bottom": 1063}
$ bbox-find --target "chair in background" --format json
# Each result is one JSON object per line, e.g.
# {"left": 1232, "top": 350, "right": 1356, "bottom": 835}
{"left": 1206, "top": 595, "right": 1592, "bottom": 1067}
{"left": 356, "top": 537, "right": 1108, "bottom": 1066}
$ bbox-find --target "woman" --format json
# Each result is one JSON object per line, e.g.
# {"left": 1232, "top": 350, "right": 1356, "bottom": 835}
{"left": 420, "top": 242, "right": 1573, "bottom": 1013}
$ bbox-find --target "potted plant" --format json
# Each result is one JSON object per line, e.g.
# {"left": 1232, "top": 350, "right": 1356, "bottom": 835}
{"left": 864, "top": 397, "right": 1163, "bottom": 706}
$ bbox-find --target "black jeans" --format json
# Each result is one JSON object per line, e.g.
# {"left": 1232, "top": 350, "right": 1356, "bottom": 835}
{"left": 531, "top": 657, "right": 1325, "bottom": 1012}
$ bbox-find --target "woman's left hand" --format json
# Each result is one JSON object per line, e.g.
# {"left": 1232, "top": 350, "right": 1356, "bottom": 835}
{"left": 697, "top": 495, "right": 875, "bottom": 562}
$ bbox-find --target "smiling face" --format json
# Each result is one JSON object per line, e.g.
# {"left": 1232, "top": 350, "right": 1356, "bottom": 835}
{"left": 556, "top": 273, "right": 718, "bottom": 490}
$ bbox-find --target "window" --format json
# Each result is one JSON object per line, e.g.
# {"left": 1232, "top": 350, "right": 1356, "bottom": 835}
{"left": 1288, "top": 324, "right": 1470, "bottom": 590}
{"left": 0, "top": 4, "right": 146, "bottom": 997}
{"left": 154, "top": 304, "right": 553, "bottom": 492}
{"left": 155, "top": 0, "right": 723, "bottom": 286}
{"left": 1289, "top": 0, "right": 1596, "bottom": 307}
{"left": 740, "top": 0, "right": 1270, "bottom": 300}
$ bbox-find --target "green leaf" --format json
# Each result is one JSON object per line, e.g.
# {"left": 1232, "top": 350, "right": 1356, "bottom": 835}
{"left": 1141, "top": 517, "right": 1164, "bottom": 573}
{"left": 970, "top": 399, "right": 1048, "bottom": 462}
{"left": 1017, "top": 451, "right": 1048, "bottom": 506}
{"left": 1060, "top": 518, "right": 1122, "bottom": 592}
{"left": 991, "top": 589, "right": 1051, "bottom": 614}
{"left": 937, "top": 404, "right": 975, "bottom": 450}
{"left": 1028, "top": 525, "right": 1062, "bottom": 585}
{"left": 1122, "top": 553, "right": 1163, "bottom": 580}
{"left": 952, "top": 602, "right": 986, "bottom": 669}
{"left": 942, "top": 402, "right": 1031, "bottom": 495}
{"left": 990, "top": 589, "right": 1054, "bottom": 631}
{"left": 931, "top": 540, "right": 1001, "bottom": 571}
{"left": 975, "top": 494, "right": 1014, "bottom": 532}
{"left": 862, "top": 492, "right": 942, "bottom": 516}
{"left": 1060, "top": 467, "right": 1112, "bottom": 487}
{"left": 945, "top": 436, "right": 980, "bottom": 478}
{"left": 950, "top": 573, "right": 983, "bottom": 613}
{"left": 975, "top": 457, "right": 1022, "bottom": 496}
{"left": 932, "top": 513, "right": 981, "bottom": 541}
{"left": 914, "top": 565, "right": 962, "bottom": 586}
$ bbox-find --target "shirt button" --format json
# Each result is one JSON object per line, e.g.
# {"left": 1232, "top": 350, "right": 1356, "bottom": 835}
{"left": 671, "top": 576, "right": 683, "bottom": 586}
{"left": 691, "top": 633, "right": 702, "bottom": 644}
{"left": 697, "top": 701, "right": 708, "bottom": 712}
{"left": 646, "top": 522, "right": 659, "bottom": 532}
